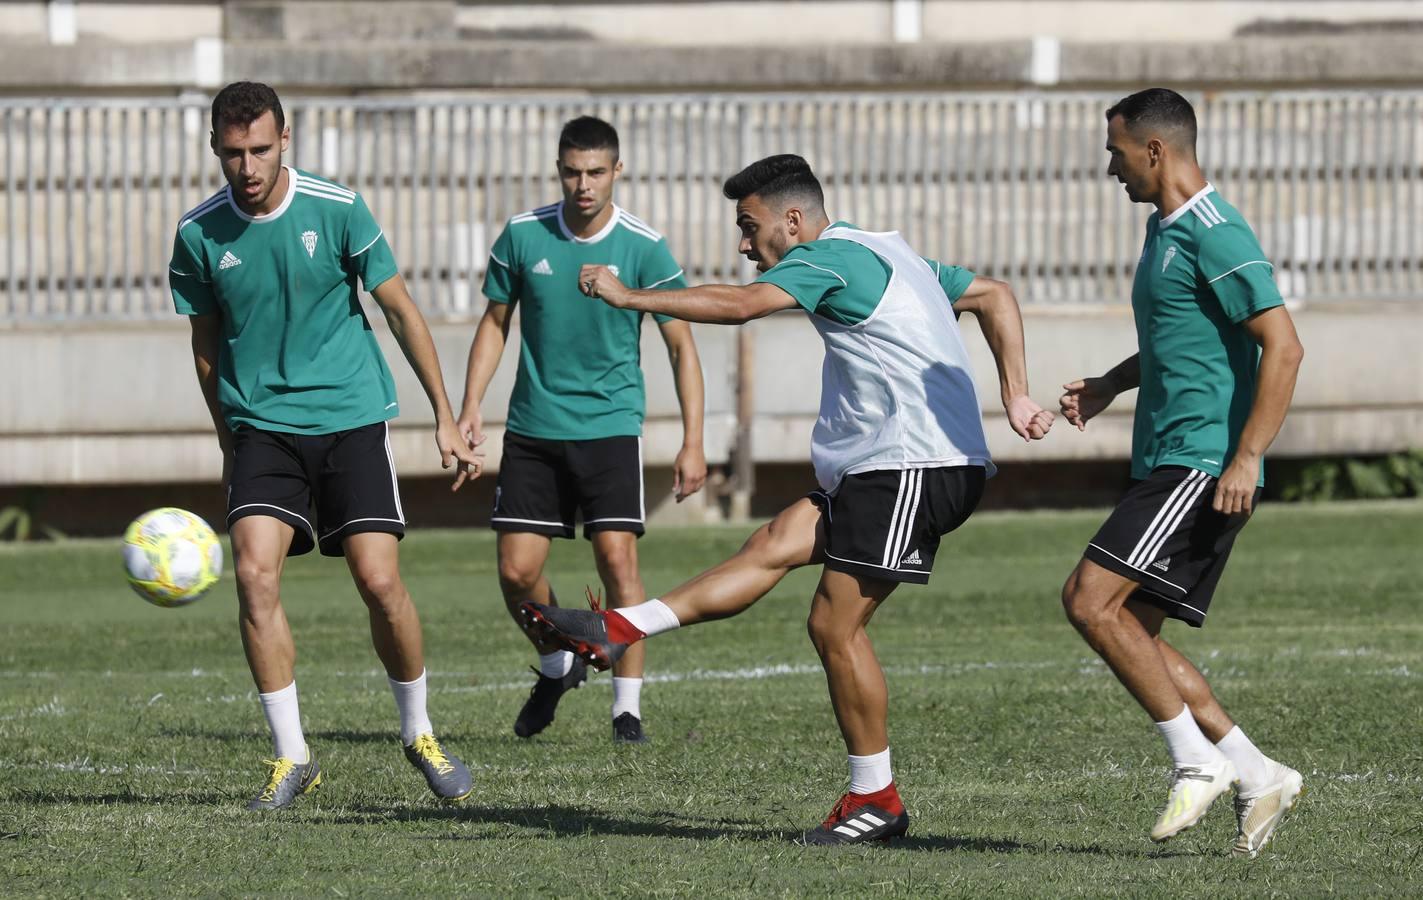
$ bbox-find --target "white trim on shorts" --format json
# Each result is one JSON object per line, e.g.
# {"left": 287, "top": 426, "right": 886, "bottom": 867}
{"left": 1087, "top": 543, "right": 1190, "bottom": 596}
{"left": 227, "top": 502, "right": 317, "bottom": 545}
{"left": 491, "top": 516, "right": 573, "bottom": 529}
{"left": 382, "top": 421, "right": 406, "bottom": 523}
{"left": 319, "top": 516, "right": 406, "bottom": 542}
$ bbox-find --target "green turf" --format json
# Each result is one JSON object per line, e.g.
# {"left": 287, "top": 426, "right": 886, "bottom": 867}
{"left": 2, "top": 502, "right": 1420, "bottom": 897}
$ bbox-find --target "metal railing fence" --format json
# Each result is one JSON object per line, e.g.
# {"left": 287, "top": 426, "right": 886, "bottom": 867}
{"left": 1, "top": 90, "right": 1419, "bottom": 322}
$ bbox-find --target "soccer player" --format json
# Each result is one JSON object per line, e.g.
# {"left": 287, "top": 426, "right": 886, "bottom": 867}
{"left": 1059, "top": 88, "right": 1306, "bottom": 856}
{"left": 169, "top": 82, "right": 480, "bottom": 810}
{"left": 454, "top": 116, "right": 706, "bottom": 744}
{"left": 521, "top": 154, "right": 1055, "bottom": 843}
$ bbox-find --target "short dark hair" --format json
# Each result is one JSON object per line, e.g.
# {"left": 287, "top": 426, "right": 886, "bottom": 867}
{"left": 722, "top": 154, "right": 825, "bottom": 210}
{"left": 558, "top": 116, "right": 619, "bottom": 160}
{"left": 211, "top": 81, "right": 284, "bottom": 134}
{"left": 1105, "top": 88, "right": 1196, "bottom": 154}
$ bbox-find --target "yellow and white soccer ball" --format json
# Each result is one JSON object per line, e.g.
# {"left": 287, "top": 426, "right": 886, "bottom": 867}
{"left": 122, "top": 507, "right": 223, "bottom": 607}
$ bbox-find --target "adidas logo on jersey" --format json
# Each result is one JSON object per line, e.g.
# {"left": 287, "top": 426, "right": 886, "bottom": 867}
{"left": 301, "top": 230, "right": 319, "bottom": 258}
{"left": 900, "top": 548, "right": 923, "bottom": 567}
{"left": 1151, "top": 556, "right": 1171, "bottom": 571}
{"left": 532, "top": 258, "right": 553, "bottom": 276}
{"left": 1161, "top": 246, "right": 1177, "bottom": 272}
{"left": 218, "top": 250, "right": 242, "bottom": 270}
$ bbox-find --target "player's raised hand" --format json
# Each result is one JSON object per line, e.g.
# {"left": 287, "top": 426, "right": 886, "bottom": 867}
{"left": 1005, "top": 395, "right": 1055, "bottom": 442}
{"left": 578, "top": 264, "right": 632, "bottom": 307}
{"left": 1059, "top": 377, "right": 1117, "bottom": 431}
{"left": 672, "top": 443, "right": 708, "bottom": 502}
{"left": 439, "top": 418, "right": 485, "bottom": 492}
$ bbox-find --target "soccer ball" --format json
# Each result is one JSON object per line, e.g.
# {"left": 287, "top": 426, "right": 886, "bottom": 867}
{"left": 122, "top": 507, "right": 223, "bottom": 607}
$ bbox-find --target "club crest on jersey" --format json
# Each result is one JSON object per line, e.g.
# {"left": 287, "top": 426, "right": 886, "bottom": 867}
{"left": 1161, "top": 245, "right": 1177, "bottom": 272}
{"left": 301, "top": 231, "right": 319, "bottom": 258}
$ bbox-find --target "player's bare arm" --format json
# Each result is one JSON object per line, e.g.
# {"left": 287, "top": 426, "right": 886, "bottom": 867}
{"left": 953, "top": 276, "right": 1054, "bottom": 442}
{"left": 578, "top": 265, "right": 797, "bottom": 324}
{"left": 188, "top": 311, "right": 233, "bottom": 480}
{"left": 452, "top": 300, "right": 513, "bottom": 490}
{"left": 368, "top": 274, "right": 484, "bottom": 482}
{"left": 1060, "top": 353, "right": 1141, "bottom": 431}
{"left": 657, "top": 319, "right": 708, "bottom": 501}
{"left": 1214, "top": 306, "right": 1304, "bottom": 515}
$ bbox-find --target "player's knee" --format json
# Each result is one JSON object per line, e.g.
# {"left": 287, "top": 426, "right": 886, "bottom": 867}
{"left": 806, "top": 607, "right": 849, "bottom": 655}
{"left": 742, "top": 521, "right": 795, "bottom": 569}
{"left": 354, "top": 568, "right": 403, "bottom": 606}
{"left": 596, "top": 543, "right": 638, "bottom": 586}
{"left": 497, "top": 558, "right": 541, "bottom": 595}
{"left": 1061, "top": 579, "right": 1105, "bottom": 631}
{"left": 234, "top": 557, "right": 281, "bottom": 600}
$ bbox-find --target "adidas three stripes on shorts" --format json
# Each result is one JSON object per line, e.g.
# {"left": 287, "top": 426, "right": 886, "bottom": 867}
{"left": 1084, "top": 465, "right": 1260, "bottom": 627}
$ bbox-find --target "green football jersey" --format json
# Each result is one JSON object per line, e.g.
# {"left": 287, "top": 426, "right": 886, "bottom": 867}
{"left": 169, "top": 166, "right": 401, "bottom": 435}
{"left": 483, "top": 203, "right": 687, "bottom": 441}
{"left": 756, "top": 221, "right": 976, "bottom": 321}
{"left": 1130, "top": 184, "right": 1284, "bottom": 483}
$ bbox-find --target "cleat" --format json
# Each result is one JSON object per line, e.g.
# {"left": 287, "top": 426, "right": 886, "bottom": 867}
{"left": 612, "top": 712, "right": 649, "bottom": 744}
{"left": 403, "top": 733, "right": 473, "bottom": 801}
{"left": 513, "top": 656, "right": 588, "bottom": 738}
{"left": 1150, "top": 755, "right": 1237, "bottom": 842}
{"left": 799, "top": 784, "right": 909, "bottom": 846}
{"left": 519, "top": 591, "right": 630, "bottom": 672}
{"left": 1231, "top": 760, "right": 1304, "bottom": 858}
{"left": 246, "top": 754, "right": 321, "bottom": 811}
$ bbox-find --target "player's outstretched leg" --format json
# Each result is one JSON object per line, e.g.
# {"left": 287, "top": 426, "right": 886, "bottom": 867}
{"left": 523, "top": 498, "right": 825, "bottom": 669}
{"left": 798, "top": 568, "right": 908, "bottom": 846}
{"left": 347, "top": 533, "right": 472, "bottom": 801}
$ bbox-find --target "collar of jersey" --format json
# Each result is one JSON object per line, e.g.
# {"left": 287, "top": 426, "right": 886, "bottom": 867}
{"left": 226, "top": 165, "right": 298, "bottom": 224}
{"left": 1158, "top": 182, "right": 1216, "bottom": 228}
{"left": 556, "top": 202, "right": 622, "bottom": 244}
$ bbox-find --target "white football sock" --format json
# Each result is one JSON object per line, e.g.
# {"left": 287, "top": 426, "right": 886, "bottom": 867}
{"left": 1217, "top": 725, "right": 1269, "bottom": 792}
{"left": 616, "top": 599, "right": 681, "bottom": 637}
{"left": 388, "top": 668, "right": 434, "bottom": 745}
{"left": 258, "top": 681, "right": 308, "bottom": 763}
{"left": 1155, "top": 705, "right": 1221, "bottom": 768}
{"left": 848, "top": 747, "right": 893, "bottom": 794}
{"left": 611, "top": 676, "right": 643, "bottom": 720}
{"left": 539, "top": 650, "right": 574, "bottom": 679}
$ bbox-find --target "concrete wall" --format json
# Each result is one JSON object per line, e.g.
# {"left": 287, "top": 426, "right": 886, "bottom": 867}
{"left": 3, "top": 302, "right": 1419, "bottom": 519}
{"left": 2, "top": 1, "right": 1422, "bottom": 90}
{"left": 3, "top": 2, "right": 1419, "bottom": 46}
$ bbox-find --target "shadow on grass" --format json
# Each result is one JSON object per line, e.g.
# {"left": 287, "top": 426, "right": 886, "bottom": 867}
{"left": 11, "top": 788, "right": 229, "bottom": 807}
{"left": 326, "top": 803, "right": 784, "bottom": 842}
{"left": 890, "top": 834, "right": 1187, "bottom": 858}
{"left": 324, "top": 804, "right": 1180, "bottom": 858}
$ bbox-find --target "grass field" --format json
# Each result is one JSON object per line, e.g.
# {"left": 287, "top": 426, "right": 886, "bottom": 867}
{"left": 2, "top": 502, "right": 1420, "bottom": 897}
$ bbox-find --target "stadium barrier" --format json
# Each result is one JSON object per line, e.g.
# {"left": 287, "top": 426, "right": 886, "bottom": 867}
{"left": 0, "top": 89, "right": 1419, "bottom": 323}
